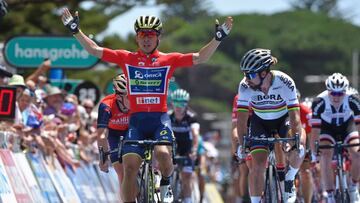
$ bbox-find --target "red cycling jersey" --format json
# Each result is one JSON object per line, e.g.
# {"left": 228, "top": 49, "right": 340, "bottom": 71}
{"left": 299, "top": 102, "right": 312, "bottom": 134}
{"left": 97, "top": 94, "right": 130, "bottom": 131}
{"left": 231, "top": 94, "right": 239, "bottom": 123}
{"left": 102, "top": 48, "right": 194, "bottom": 113}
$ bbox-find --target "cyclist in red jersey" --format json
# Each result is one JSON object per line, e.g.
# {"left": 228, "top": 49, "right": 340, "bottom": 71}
{"left": 231, "top": 94, "right": 249, "bottom": 203}
{"left": 62, "top": 9, "right": 233, "bottom": 203}
{"left": 297, "top": 89, "right": 314, "bottom": 203}
{"left": 96, "top": 74, "right": 130, "bottom": 197}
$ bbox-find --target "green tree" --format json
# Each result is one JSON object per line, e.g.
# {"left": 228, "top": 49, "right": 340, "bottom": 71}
{"left": 157, "top": 0, "right": 213, "bottom": 22}
{"left": 0, "top": 0, "right": 149, "bottom": 40}
{"left": 289, "top": 0, "right": 340, "bottom": 16}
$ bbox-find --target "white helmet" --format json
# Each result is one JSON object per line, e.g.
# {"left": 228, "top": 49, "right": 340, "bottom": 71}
{"left": 171, "top": 89, "right": 190, "bottom": 102}
{"left": 113, "top": 73, "right": 127, "bottom": 94}
{"left": 240, "top": 48, "right": 275, "bottom": 73}
{"left": 325, "top": 73, "right": 349, "bottom": 92}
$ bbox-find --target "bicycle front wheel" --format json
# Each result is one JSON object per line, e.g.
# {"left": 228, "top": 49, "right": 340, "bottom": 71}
{"left": 264, "top": 165, "right": 281, "bottom": 203}
{"left": 137, "top": 163, "right": 155, "bottom": 203}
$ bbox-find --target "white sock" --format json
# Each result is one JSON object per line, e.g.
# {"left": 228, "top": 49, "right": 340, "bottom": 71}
{"left": 250, "top": 196, "right": 261, "bottom": 203}
{"left": 285, "top": 165, "right": 299, "bottom": 181}
{"left": 235, "top": 196, "right": 243, "bottom": 203}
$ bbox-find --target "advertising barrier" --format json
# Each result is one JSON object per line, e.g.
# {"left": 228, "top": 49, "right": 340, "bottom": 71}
{"left": 0, "top": 154, "right": 17, "bottom": 203}
{"left": 43, "top": 156, "right": 81, "bottom": 203}
{"left": 0, "top": 149, "right": 32, "bottom": 203}
{"left": 12, "top": 153, "right": 46, "bottom": 203}
{"left": 27, "top": 152, "right": 61, "bottom": 203}
{"left": 65, "top": 164, "right": 97, "bottom": 203}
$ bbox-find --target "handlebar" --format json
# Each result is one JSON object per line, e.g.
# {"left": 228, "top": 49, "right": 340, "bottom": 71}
{"left": 122, "top": 139, "right": 173, "bottom": 147}
{"left": 243, "top": 133, "right": 300, "bottom": 152}
{"left": 315, "top": 141, "right": 360, "bottom": 155}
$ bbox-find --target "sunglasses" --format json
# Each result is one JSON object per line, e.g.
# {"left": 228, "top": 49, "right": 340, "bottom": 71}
{"left": 84, "top": 106, "right": 93, "bottom": 109}
{"left": 244, "top": 72, "right": 257, "bottom": 80}
{"left": 330, "top": 91, "right": 345, "bottom": 97}
{"left": 137, "top": 31, "right": 158, "bottom": 39}
{"left": 173, "top": 101, "right": 187, "bottom": 108}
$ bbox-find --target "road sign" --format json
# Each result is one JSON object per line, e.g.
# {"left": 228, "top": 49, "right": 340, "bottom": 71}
{"left": 3, "top": 36, "right": 99, "bottom": 69}
{"left": 74, "top": 81, "right": 101, "bottom": 104}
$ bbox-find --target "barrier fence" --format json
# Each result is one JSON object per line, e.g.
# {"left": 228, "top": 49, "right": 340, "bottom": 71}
{"left": 0, "top": 149, "right": 121, "bottom": 203}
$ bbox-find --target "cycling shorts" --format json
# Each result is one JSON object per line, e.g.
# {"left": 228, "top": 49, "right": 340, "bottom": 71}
{"left": 319, "top": 117, "right": 359, "bottom": 144}
{"left": 122, "top": 112, "right": 174, "bottom": 158}
{"left": 174, "top": 137, "right": 194, "bottom": 172}
{"left": 248, "top": 113, "right": 289, "bottom": 151}
{"left": 107, "top": 128, "right": 126, "bottom": 164}
{"left": 175, "top": 134, "right": 192, "bottom": 155}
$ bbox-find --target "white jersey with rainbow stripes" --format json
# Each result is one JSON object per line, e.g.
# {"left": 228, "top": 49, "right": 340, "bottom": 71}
{"left": 237, "top": 70, "right": 299, "bottom": 120}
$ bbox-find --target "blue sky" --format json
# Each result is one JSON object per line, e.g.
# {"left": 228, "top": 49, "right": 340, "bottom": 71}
{"left": 99, "top": 0, "right": 360, "bottom": 39}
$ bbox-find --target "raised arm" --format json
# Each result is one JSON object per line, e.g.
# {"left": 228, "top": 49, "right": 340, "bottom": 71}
{"left": 193, "top": 16, "right": 233, "bottom": 65}
{"left": 61, "top": 8, "right": 103, "bottom": 58}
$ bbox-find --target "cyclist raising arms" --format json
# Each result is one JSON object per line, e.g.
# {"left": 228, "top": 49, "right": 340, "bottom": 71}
{"left": 96, "top": 74, "right": 130, "bottom": 198}
{"left": 61, "top": 9, "right": 232, "bottom": 203}
{"left": 236, "top": 49, "right": 306, "bottom": 203}
{"left": 169, "top": 89, "right": 199, "bottom": 203}
{"left": 310, "top": 73, "right": 360, "bottom": 202}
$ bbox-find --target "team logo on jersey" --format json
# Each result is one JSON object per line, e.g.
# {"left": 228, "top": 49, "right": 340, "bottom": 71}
{"left": 279, "top": 75, "right": 295, "bottom": 91}
{"left": 135, "top": 70, "right": 143, "bottom": 79}
{"left": 110, "top": 117, "right": 129, "bottom": 125}
{"left": 136, "top": 97, "right": 160, "bottom": 104}
{"left": 252, "top": 94, "right": 283, "bottom": 102}
{"left": 126, "top": 65, "right": 170, "bottom": 95}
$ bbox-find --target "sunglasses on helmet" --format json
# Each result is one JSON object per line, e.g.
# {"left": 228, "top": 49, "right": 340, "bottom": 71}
{"left": 244, "top": 72, "right": 257, "bottom": 80}
{"left": 330, "top": 91, "right": 345, "bottom": 97}
{"left": 137, "top": 31, "right": 158, "bottom": 39}
{"left": 172, "top": 101, "right": 188, "bottom": 108}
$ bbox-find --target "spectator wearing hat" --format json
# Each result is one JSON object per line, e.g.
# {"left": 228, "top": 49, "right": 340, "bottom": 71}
{"left": 0, "top": 65, "right": 12, "bottom": 85}
{"left": 8, "top": 74, "right": 26, "bottom": 100}
{"left": 8, "top": 74, "right": 27, "bottom": 125}
{"left": 43, "top": 85, "right": 64, "bottom": 116}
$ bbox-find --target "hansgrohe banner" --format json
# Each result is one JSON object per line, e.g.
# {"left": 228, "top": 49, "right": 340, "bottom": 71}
{"left": 3, "top": 36, "right": 99, "bottom": 69}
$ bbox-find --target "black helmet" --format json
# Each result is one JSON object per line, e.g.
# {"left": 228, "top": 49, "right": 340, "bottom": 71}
{"left": 134, "top": 15, "right": 163, "bottom": 33}
{"left": 240, "top": 48, "right": 275, "bottom": 73}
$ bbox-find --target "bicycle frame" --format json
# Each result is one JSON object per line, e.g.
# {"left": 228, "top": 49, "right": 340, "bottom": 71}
{"left": 315, "top": 140, "right": 360, "bottom": 203}
{"left": 172, "top": 156, "right": 190, "bottom": 202}
{"left": 243, "top": 134, "right": 300, "bottom": 203}
{"left": 121, "top": 139, "right": 175, "bottom": 203}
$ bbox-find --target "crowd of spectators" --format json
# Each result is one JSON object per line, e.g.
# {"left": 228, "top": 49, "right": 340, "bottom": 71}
{"left": 0, "top": 59, "right": 98, "bottom": 169}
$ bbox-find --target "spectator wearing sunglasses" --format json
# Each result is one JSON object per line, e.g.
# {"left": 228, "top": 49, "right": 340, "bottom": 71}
{"left": 96, "top": 73, "right": 130, "bottom": 198}
{"left": 61, "top": 8, "right": 233, "bottom": 203}
{"left": 310, "top": 73, "right": 360, "bottom": 202}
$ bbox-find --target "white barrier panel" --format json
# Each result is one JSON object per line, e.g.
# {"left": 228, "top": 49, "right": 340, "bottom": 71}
{"left": 0, "top": 149, "right": 32, "bottom": 203}
{"left": 95, "top": 166, "right": 120, "bottom": 202}
{"left": 0, "top": 153, "right": 17, "bottom": 203}
{"left": 27, "top": 152, "right": 61, "bottom": 203}
{"left": 13, "top": 152, "right": 46, "bottom": 203}
{"left": 65, "top": 164, "right": 97, "bottom": 202}
{"left": 43, "top": 156, "right": 81, "bottom": 203}
{"left": 81, "top": 162, "right": 107, "bottom": 202}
